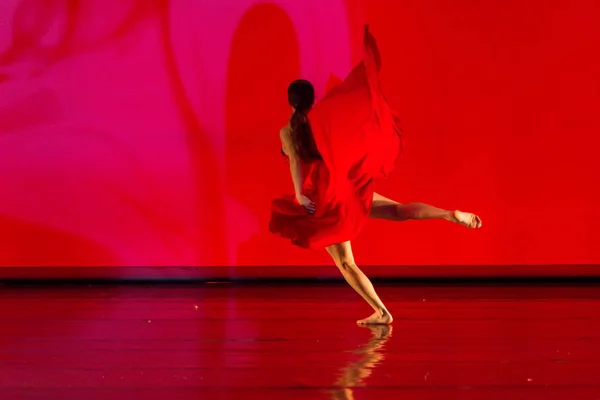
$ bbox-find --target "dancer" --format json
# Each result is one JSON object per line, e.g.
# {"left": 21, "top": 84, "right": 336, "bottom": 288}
{"left": 270, "top": 26, "right": 481, "bottom": 325}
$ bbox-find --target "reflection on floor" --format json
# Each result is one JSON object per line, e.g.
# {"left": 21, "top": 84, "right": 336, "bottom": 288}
{"left": 1, "top": 283, "right": 600, "bottom": 399}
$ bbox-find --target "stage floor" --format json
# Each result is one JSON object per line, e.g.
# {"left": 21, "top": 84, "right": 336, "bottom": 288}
{"left": 1, "top": 283, "right": 600, "bottom": 399}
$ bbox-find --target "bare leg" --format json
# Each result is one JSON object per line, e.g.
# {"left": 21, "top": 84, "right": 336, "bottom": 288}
{"left": 370, "top": 192, "right": 482, "bottom": 228}
{"left": 326, "top": 241, "right": 393, "bottom": 325}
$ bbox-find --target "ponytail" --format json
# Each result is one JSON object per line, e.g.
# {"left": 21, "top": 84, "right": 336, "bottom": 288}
{"left": 289, "top": 109, "right": 322, "bottom": 162}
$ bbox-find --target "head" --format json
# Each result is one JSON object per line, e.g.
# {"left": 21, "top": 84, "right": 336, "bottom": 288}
{"left": 288, "top": 79, "right": 315, "bottom": 113}
{"left": 287, "top": 79, "right": 321, "bottom": 161}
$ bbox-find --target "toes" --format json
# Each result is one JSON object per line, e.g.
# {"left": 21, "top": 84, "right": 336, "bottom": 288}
{"left": 469, "top": 214, "right": 483, "bottom": 229}
{"left": 357, "top": 318, "right": 374, "bottom": 325}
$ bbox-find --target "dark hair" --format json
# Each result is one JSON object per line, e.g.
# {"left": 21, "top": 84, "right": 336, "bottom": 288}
{"left": 288, "top": 79, "right": 322, "bottom": 162}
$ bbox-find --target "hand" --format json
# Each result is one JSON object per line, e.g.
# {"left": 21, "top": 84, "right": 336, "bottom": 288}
{"left": 296, "top": 194, "right": 316, "bottom": 214}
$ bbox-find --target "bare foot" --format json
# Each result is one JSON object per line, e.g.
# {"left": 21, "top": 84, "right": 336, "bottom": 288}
{"left": 452, "top": 210, "right": 482, "bottom": 229}
{"left": 357, "top": 310, "right": 393, "bottom": 325}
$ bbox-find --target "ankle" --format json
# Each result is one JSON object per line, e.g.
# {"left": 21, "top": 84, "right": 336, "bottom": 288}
{"left": 446, "top": 210, "right": 458, "bottom": 222}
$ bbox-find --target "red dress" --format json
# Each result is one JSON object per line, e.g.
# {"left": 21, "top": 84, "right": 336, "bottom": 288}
{"left": 269, "top": 26, "right": 403, "bottom": 249}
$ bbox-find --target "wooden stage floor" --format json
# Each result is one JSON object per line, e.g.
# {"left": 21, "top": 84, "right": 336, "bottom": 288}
{"left": 1, "top": 283, "right": 600, "bottom": 399}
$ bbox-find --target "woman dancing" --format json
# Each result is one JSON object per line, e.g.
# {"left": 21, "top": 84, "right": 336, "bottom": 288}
{"left": 270, "top": 26, "right": 482, "bottom": 325}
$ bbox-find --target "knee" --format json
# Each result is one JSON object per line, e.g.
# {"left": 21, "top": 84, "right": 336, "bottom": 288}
{"left": 337, "top": 258, "right": 358, "bottom": 272}
{"left": 393, "top": 204, "right": 411, "bottom": 221}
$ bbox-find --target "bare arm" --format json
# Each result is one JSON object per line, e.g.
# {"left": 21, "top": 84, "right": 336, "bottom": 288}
{"left": 280, "top": 127, "right": 315, "bottom": 213}
{"left": 280, "top": 127, "right": 304, "bottom": 199}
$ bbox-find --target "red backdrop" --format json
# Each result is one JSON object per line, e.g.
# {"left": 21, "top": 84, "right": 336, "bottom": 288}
{"left": 1, "top": 0, "right": 599, "bottom": 274}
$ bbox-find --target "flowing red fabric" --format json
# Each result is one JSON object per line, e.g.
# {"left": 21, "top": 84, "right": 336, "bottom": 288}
{"left": 269, "top": 26, "right": 403, "bottom": 249}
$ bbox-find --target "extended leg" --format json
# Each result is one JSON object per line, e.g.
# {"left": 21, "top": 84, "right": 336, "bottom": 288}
{"left": 370, "top": 192, "right": 482, "bottom": 228}
{"left": 326, "top": 241, "right": 393, "bottom": 325}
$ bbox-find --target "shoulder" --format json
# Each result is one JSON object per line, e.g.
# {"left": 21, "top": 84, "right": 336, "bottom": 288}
{"left": 279, "top": 126, "right": 294, "bottom": 156}
{"left": 279, "top": 126, "right": 292, "bottom": 140}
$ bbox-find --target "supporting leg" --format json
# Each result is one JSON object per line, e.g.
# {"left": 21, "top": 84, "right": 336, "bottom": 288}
{"left": 326, "top": 241, "right": 393, "bottom": 325}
